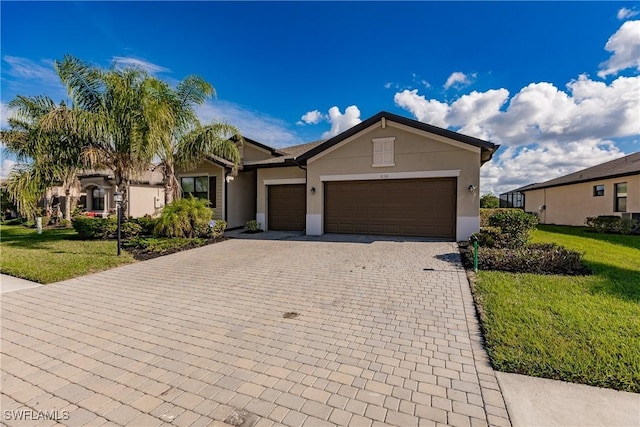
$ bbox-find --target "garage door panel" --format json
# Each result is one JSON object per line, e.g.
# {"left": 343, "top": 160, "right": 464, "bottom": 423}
{"left": 268, "top": 185, "right": 306, "bottom": 231}
{"left": 324, "top": 178, "right": 456, "bottom": 238}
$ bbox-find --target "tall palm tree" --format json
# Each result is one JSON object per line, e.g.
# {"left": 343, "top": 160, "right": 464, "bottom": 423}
{"left": 42, "top": 55, "right": 169, "bottom": 216}
{"left": 145, "top": 76, "right": 242, "bottom": 205}
{"left": 1, "top": 95, "right": 83, "bottom": 221}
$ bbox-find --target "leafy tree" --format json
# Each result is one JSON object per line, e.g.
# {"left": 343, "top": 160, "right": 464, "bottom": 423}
{"left": 480, "top": 193, "right": 500, "bottom": 209}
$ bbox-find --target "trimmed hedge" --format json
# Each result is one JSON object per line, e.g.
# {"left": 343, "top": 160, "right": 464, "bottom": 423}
{"left": 585, "top": 215, "right": 638, "bottom": 235}
{"left": 130, "top": 215, "right": 157, "bottom": 235}
{"left": 72, "top": 216, "right": 141, "bottom": 240}
{"left": 468, "top": 243, "right": 588, "bottom": 275}
{"left": 72, "top": 216, "right": 117, "bottom": 239}
{"left": 487, "top": 209, "right": 538, "bottom": 248}
{"left": 480, "top": 208, "right": 516, "bottom": 227}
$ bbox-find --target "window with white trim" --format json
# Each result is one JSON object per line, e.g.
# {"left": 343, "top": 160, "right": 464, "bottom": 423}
{"left": 372, "top": 137, "right": 395, "bottom": 167}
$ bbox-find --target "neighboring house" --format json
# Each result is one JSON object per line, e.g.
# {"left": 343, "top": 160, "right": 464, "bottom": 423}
{"left": 177, "top": 111, "right": 499, "bottom": 240}
{"left": 45, "top": 168, "right": 164, "bottom": 218}
{"left": 500, "top": 152, "right": 640, "bottom": 225}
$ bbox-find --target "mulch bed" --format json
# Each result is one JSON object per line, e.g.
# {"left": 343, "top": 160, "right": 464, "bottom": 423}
{"left": 126, "top": 236, "right": 227, "bottom": 261}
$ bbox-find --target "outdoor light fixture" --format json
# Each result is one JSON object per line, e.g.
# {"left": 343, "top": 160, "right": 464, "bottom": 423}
{"left": 310, "top": 187, "right": 316, "bottom": 194}
{"left": 114, "top": 192, "right": 123, "bottom": 256}
{"left": 468, "top": 184, "right": 477, "bottom": 193}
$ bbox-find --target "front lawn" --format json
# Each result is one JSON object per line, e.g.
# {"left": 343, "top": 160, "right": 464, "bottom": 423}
{"left": 0, "top": 225, "right": 135, "bottom": 284}
{"left": 473, "top": 225, "right": 640, "bottom": 392}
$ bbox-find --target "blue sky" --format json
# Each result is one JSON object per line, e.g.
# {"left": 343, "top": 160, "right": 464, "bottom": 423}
{"left": 2, "top": 1, "right": 639, "bottom": 194}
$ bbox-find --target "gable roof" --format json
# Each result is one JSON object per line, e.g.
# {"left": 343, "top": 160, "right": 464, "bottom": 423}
{"left": 244, "top": 111, "right": 499, "bottom": 168}
{"left": 517, "top": 152, "right": 640, "bottom": 192}
{"left": 296, "top": 111, "right": 498, "bottom": 163}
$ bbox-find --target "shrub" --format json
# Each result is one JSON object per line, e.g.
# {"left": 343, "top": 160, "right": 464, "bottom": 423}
{"left": 480, "top": 208, "right": 515, "bottom": 227}
{"left": 245, "top": 219, "right": 261, "bottom": 232}
{"left": 130, "top": 215, "right": 157, "bottom": 235}
{"left": 467, "top": 243, "right": 588, "bottom": 275}
{"left": 212, "top": 220, "right": 227, "bottom": 238}
{"left": 58, "top": 219, "right": 71, "bottom": 228}
{"left": 120, "top": 221, "right": 142, "bottom": 238}
{"left": 72, "top": 216, "right": 117, "bottom": 239}
{"left": 154, "top": 196, "right": 213, "bottom": 238}
{"left": 585, "top": 215, "right": 638, "bottom": 235}
{"left": 470, "top": 226, "right": 505, "bottom": 248}
{"left": 487, "top": 209, "right": 538, "bottom": 248}
{"left": 22, "top": 220, "right": 36, "bottom": 228}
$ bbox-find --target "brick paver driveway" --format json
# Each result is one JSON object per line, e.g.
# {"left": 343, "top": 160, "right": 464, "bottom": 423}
{"left": 1, "top": 237, "right": 510, "bottom": 427}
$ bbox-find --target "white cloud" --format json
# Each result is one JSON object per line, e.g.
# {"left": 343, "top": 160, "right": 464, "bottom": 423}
{"left": 322, "top": 105, "right": 362, "bottom": 138}
{"left": 598, "top": 20, "right": 640, "bottom": 78}
{"left": 444, "top": 71, "right": 474, "bottom": 89}
{"left": 0, "top": 158, "right": 16, "bottom": 179}
{"left": 617, "top": 7, "right": 639, "bottom": 20}
{"left": 2, "top": 56, "right": 65, "bottom": 97}
{"left": 112, "top": 56, "right": 170, "bottom": 74}
{"left": 195, "top": 100, "right": 301, "bottom": 148}
{"left": 384, "top": 82, "right": 393, "bottom": 89}
{"left": 297, "top": 110, "right": 324, "bottom": 125}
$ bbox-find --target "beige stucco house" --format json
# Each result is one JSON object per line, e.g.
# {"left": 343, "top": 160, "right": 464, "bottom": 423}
{"left": 500, "top": 152, "right": 640, "bottom": 226}
{"left": 45, "top": 168, "right": 164, "bottom": 218}
{"left": 177, "top": 111, "right": 499, "bottom": 240}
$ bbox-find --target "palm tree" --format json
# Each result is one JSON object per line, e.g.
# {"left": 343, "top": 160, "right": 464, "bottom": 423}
{"left": 1, "top": 95, "right": 84, "bottom": 221}
{"left": 145, "top": 75, "right": 242, "bottom": 205}
{"left": 42, "top": 55, "right": 169, "bottom": 216}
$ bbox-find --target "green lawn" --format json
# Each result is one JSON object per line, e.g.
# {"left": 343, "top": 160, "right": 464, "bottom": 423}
{"left": 0, "top": 225, "right": 135, "bottom": 284}
{"left": 473, "top": 225, "right": 640, "bottom": 393}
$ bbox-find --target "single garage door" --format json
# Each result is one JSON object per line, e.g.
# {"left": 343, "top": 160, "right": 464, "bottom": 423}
{"left": 268, "top": 184, "right": 306, "bottom": 231}
{"left": 324, "top": 178, "right": 456, "bottom": 238}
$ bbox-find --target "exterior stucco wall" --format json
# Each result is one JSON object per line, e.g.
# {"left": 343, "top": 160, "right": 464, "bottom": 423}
{"left": 305, "top": 123, "right": 482, "bottom": 239}
{"left": 128, "top": 185, "right": 164, "bottom": 218}
{"left": 256, "top": 167, "right": 306, "bottom": 230}
{"left": 177, "top": 161, "right": 225, "bottom": 220}
{"left": 242, "top": 143, "right": 274, "bottom": 162}
{"left": 524, "top": 174, "right": 640, "bottom": 225}
{"left": 227, "top": 170, "right": 257, "bottom": 228}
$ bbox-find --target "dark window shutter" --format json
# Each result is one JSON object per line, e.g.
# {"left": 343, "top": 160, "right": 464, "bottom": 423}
{"left": 209, "top": 176, "right": 216, "bottom": 208}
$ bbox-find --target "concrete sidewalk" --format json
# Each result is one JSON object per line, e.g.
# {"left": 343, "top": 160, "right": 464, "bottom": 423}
{"left": 497, "top": 372, "right": 640, "bottom": 426}
{"left": 0, "top": 274, "right": 41, "bottom": 293}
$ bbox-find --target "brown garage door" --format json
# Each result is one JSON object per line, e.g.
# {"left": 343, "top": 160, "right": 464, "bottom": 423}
{"left": 268, "top": 184, "right": 306, "bottom": 231}
{"left": 324, "top": 178, "right": 456, "bottom": 238}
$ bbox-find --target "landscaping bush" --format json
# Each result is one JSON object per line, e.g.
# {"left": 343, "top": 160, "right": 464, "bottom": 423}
{"left": 212, "top": 220, "right": 227, "bottom": 238}
{"left": 585, "top": 215, "right": 638, "bottom": 235}
{"left": 480, "top": 208, "right": 515, "bottom": 227}
{"left": 470, "top": 226, "right": 505, "bottom": 248}
{"left": 468, "top": 243, "right": 588, "bottom": 275}
{"left": 154, "top": 196, "right": 213, "bottom": 238}
{"left": 72, "top": 216, "right": 117, "bottom": 239}
{"left": 58, "top": 219, "right": 71, "bottom": 228}
{"left": 123, "top": 236, "right": 204, "bottom": 253}
{"left": 120, "top": 221, "right": 142, "bottom": 238}
{"left": 130, "top": 215, "right": 157, "bottom": 235}
{"left": 245, "top": 219, "right": 261, "bottom": 232}
{"left": 487, "top": 209, "right": 538, "bottom": 248}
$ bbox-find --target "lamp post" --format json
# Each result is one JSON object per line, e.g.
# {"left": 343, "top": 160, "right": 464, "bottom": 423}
{"left": 114, "top": 191, "right": 123, "bottom": 256}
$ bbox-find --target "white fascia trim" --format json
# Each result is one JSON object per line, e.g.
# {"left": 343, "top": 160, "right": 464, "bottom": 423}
{"left": 320, "top": 170, "right": 461, "bottom": 182}
{"left": 263, "top": 178, "right": 306, "bottom": 185}
{"left": 386, "top": 121, "right": 481, "bottom": 153}
{"left": 372, "top": 163, "right": 396, "bottom": 168}
{"left": 307, "top": 123, "right": 381, "bottom": 164}
{"left": 306, "top": 214, "right": 322, "bottom": 236}
{"left": 457, "top": 216, "right": 480, "bottom": 241}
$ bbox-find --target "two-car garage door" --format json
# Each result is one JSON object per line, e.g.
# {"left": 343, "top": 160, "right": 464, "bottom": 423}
{"left": 324, "top": 178, "right": 456, "bottom": 238}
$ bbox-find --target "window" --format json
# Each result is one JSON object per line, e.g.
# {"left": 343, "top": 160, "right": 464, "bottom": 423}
{"left": 181, "top": 176, "right": 216, "bottom": 207}
{"left": 181, "top": 176, "right": 208, "bottom": 199}
{"left": 372, "top": 137, "right": 395, "bottom": 166}
{"left": 614, "top": 182, "right": 627, "bottom": 212}
{"left": 92, "top": 187, "right": 105, "bottom": 211}
{"left": 593, "top": 185, "right": 604, "bottom": 197}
